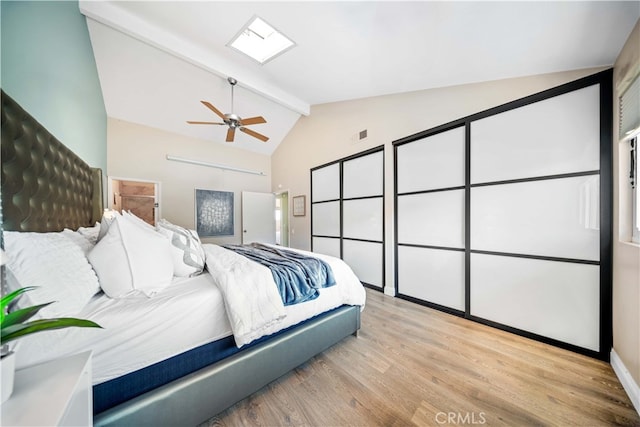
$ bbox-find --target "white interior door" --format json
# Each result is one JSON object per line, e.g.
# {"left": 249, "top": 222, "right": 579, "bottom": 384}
{"left": 242, "top": 191, "right": 276, "bottom": 244}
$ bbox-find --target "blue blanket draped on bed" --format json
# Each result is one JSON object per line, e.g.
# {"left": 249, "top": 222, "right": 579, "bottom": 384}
{"left": 222, "top": 243, "right": 336, "bottom": 305}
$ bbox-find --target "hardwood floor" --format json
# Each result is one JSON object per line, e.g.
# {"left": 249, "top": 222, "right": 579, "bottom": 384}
{"left": 203, "top": 288, "right": 640, "bottom": 426}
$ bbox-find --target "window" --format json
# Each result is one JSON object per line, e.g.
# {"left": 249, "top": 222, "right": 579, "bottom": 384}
{"left": 620, "top": 74, "right": 640, "bottom": 243}
{"left": 631, "top": 137, "right": 639, "bottom": 243}
{"left": 228, "top": 16, "right": 295, "bottom": 64}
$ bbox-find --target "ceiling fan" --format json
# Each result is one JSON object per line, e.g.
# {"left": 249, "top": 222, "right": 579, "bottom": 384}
{"left": 187, "top": 77, "right": 269, "bottom": 143}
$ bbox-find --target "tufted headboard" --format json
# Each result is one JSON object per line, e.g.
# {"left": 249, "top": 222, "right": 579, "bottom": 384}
{"left": 1, "top": 90, "right": 103, "bottom": 232}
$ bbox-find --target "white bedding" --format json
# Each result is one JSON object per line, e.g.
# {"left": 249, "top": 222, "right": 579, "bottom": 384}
{"left": 205, "top": 244, "right": 366, "bottom": 347}
{"left": 14, "top": 244, "right": 366, "bottom": 385}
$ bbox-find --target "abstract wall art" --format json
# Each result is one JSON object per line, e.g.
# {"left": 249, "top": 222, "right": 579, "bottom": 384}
{"left": 195, "top": 189, "right": 234, "bottom": 236}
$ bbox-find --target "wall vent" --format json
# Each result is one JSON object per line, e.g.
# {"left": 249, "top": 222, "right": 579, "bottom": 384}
{"left": 359, "top": 129, "right": 368, "bottom": 140}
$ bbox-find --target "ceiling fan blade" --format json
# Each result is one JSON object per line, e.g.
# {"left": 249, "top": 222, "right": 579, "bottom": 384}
{"left": 226, "top": 127, "right": 236, "bottom": 142}
{"left": 186, "top": 121, "right": 226, "bottom": 125}
{"left": 200, "top": 101, "right": 226, "bottom": 120}
{"left": 240, "top": 127, "right": 269, "bottom": 142}
{"left": 240, "top": 116, "right": 266, "bottom": 126}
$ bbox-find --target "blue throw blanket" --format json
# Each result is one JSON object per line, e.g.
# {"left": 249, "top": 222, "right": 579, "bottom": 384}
{"left": 222, "top": 243, "right": 336, "bottom": 306}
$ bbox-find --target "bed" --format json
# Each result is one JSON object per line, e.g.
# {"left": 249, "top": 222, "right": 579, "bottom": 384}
{"left": 0, "top": 90, "right": 365, "bottom": 426}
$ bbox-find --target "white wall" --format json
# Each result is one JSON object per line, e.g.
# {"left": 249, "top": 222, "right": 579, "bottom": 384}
{"left": 107, "top": 118, "right": 271, "bottom": 245}
{"left": 613, "top": 18, "right": 640, "bottom": 392}
{"left": 271, "top": 67, "right": 607, "bottom": 295}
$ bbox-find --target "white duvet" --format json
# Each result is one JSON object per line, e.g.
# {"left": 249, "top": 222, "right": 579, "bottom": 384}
{"left": 204, "top": 244, "right": 366, "bottom": 347}
{"left": 14, "top": 244, "right": 366, "bottom": 385}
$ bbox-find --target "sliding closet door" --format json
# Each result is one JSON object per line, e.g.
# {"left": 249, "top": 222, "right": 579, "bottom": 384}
{"left": 342, "top": 150, "right": 384, "bottom": 289}
{"left": 469, "top": 84, "right": 602, "bottom": 351}
{"left": 396, "top": 126, "right": 465, "bottom": 312}
{"left": 311, "top": 146, "right": 385, "bottom": 290}
{"left": 393, "top": 70, "right": 612, "bottom": 359}
{"left": 311, "top": 163, "right": 341, "bottom": 258}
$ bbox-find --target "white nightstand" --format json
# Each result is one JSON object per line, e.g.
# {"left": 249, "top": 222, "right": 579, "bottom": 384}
{"left": 1, "top": 351, "right": 93, "bottom": 426}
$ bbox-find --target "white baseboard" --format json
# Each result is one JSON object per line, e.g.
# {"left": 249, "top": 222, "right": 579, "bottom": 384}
{"left": 611, "top": 349, "right": 640, "bottom": 416}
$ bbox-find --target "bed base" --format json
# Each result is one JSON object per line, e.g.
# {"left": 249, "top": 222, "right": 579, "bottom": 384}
{"left": 94, "top": 304, "right": 361, "bottom": 427}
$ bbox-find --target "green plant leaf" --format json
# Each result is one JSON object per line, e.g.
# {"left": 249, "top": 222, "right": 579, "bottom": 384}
{"left": 0, "top": 287, "right": 37, "bottom": 324}
{"left": 1, "top": 302, "right": 53, "bottom": 328}
{"left": 0, "top": 287, "right": 102, "bottom": 346}
{"left": 1, "top": 318, "right": 102, "bottom": 344}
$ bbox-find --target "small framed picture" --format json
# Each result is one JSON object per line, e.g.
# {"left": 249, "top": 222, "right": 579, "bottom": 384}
{"left": 292, "top": 195, "right": 306, "bottom": 217}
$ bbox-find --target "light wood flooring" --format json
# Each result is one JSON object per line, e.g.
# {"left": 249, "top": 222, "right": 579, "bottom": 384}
{"left": 203, "top": 288, "right": 640, "bottom": 426}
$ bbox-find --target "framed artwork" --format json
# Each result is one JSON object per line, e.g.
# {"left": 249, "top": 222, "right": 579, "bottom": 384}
{"left": 195, "top": 189, "right": 234, "bottom": 236}
{"left": 293, "top": 195, "right": 306, "bottom": 217}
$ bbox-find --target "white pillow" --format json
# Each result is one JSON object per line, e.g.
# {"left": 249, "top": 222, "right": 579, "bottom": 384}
{"left": 88, "top": 214, "right": 174, "bottom": 298}
{"left": 61, "top": 229, "right": 94, "bottom": 255}
{"left": 97, "top": 210, "right": 119, "bottom": 241}
{"left": 76, "top": 222, "right": 101, "bottom": 244}
{"left": 157, "top": 219, "right": 206, "bottom": 277}
{"left": 3, "top": 231, "right": 101, "bottom": 318}
{"left": 122, "top": 210, "right": 155, "bottom": 232}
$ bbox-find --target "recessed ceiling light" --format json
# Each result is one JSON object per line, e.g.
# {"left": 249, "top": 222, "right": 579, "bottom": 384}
{"left": 228, "top": 16, "right": 295, "bottom": 65}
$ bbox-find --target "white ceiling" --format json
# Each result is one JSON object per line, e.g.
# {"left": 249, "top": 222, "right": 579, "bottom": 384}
{"left": 81, "top": 1, "right": 640, "bottom": 155}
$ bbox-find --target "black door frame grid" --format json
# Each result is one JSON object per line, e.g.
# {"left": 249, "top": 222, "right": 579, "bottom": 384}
{"left": 392, "top": 69, "right": 613, "bottom": 361}
{"left": 311, "top": 145, "right": 386, "bottom": 291}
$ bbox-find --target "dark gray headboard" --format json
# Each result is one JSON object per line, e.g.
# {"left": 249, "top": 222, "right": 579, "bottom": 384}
{"left": 1, "top": 90, "right": 103, "bottom": 232}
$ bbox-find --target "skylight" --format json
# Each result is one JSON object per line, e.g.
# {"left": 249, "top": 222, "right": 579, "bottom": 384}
{"left": 228, "top": 16, "right": 295, "bottom": 65}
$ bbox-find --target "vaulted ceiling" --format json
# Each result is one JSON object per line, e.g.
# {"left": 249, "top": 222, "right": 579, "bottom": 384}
{"left": 81, "top": 1, "right": 640, "bottom": 155}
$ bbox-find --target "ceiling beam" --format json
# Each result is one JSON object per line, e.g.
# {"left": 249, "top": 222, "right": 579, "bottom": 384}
{"left": 79, "top": 1, "right": 311, "bottom": 116}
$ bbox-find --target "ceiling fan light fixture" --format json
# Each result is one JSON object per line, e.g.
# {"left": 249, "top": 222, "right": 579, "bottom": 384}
{"left": 228, "top": 16, "right": 295, "bottom": 64}
{"left": 187, "top": 77, "right": 269, "bottom": 143}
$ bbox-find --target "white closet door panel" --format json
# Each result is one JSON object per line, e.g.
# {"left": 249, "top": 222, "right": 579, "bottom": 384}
{"left": 312, "top": 201, "right": 340, "bottom": 237}
{"left": 470, "top": 253, "right": 600, "bottom": 351}
{"left": 398, "top": 246, "right": 465, "bottom": 311}
{"left": 343, "top": 198, "right": 383, "bottom": 241}
{"left": 397, "top": 190, "right": 465, "bottom": 248}
{"left": 342, "top": 240, "right": 383, "bottom": 288}
{"left": 343, "top": 151, "right": 383, "bottom": 199}
{"left": 311, "top": 163, "right": 340, "bottom": 202}
{"left": 471, "top": 175, "right": 600, "bottom": 261}
{"left": 312, "top": 237, "right": 341, "bottom": 258}
{"left": 397, "top": 127, "right": 465, "bottom": 193}
{"left": 471, "top": 85, "right": 600, "bottom": 183}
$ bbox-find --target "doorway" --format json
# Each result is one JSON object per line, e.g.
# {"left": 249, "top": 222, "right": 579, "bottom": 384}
{"left": 108, "top": 177, "right": 160, "bottom": 226}
{"left": 275, "top": 192, "right": 289, "bottom": 247}
{"left": 241, "top": 191, "right": 276, "bottom": 244}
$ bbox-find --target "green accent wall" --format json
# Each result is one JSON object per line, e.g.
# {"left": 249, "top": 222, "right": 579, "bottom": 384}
{"left": 1, "top": 0, "right": 106, "bottom": 171}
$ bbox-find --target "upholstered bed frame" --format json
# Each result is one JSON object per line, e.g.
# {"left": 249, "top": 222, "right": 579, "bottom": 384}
{"left": 1, "top": 91, "right": 103, "bottom": 232}
{"left": 0, "top": 90, "right": 361, "bottom": 426}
